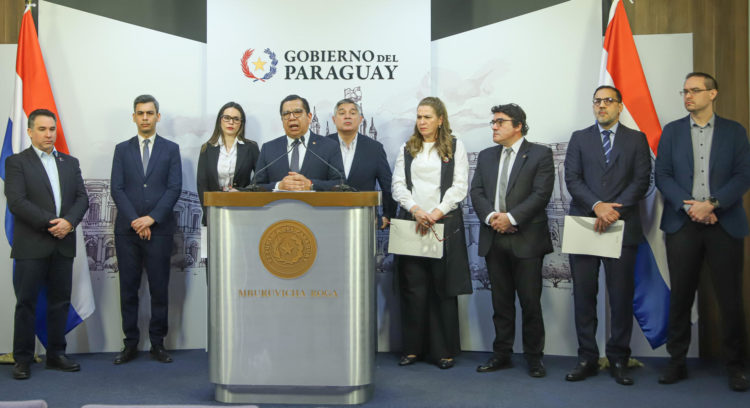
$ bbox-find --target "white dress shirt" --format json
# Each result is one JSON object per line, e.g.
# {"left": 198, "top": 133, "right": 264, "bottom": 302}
{"left": 485, "top": 137, "right": 525, "bottom": 226}
{"left": 137, "top": 134, "right": 156, "bottom": 158}
{"left": 213, "top": 136, "right": 244, "bottom": 190}
{"left": 287, "top": 130, "right": 310, "bottom": 170}
{"left": 337, "top": 133, "right": 358, "bottom": 178}
{"left": 392, "top": 139, "right": 469, "bottom": 216}
{"left": 31, "top": 145, "right": 61, "bottom": 216}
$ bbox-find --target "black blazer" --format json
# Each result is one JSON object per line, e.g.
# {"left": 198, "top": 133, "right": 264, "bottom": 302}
{"left": 564, "top": 123, "right": 651, "bottom": 246}
{"left": 196, "top": 139, "right": 260, "bottom": 225}
{"left": 326, "top": 133, "right": 396, "bottom": 218}
{"left": 254, "top": 132, "right": 344, "bottom": 191}
{"left": 471, "top": 140, "right": 554, "bottom": 259}
{"left": 4, "top": 147, "right": 89, "bottom": 259}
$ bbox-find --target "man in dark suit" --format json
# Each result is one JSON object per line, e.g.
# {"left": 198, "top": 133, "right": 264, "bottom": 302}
{"left": 470, "top": 103, "right": 554, "bottom": 378}
{"left": 4, "top": 109, "right": 89, "bottom": 379}
{"left": 110, "top": 95, "right": 182, "bottom": 365}
{"left": 254, "top": 94, "right": 344, "bottom": 191}
{"left": 564, "top": 85, "right": 651, "bottom": 385}
{"left": 655, "top": 72, "right": 750, "bottom": 392}
{"left": 327, "top": 98, "right": 396, "bottom": 225}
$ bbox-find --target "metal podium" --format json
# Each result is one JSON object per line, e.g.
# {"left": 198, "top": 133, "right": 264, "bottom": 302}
{"left": 204, "top": 192, "right": 379, "bottom": 405}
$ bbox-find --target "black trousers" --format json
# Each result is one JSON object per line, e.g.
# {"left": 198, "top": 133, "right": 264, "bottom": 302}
{"left": 570, "top": 245, "right": 636, "bottom": 364}
{"left": 13, "top": 250, "right": 73, "bottom": 364}
{"left": 485, "top": 233, "right": 544, "bottom": 360}
{"left": 115, "top": 234, "right": 172, "bottom": 348}
{"left": 665, "top": 221, "right": 746, "bottom": 368}
{"left": 398, "top": 255, "right": 460, "bottom": 362}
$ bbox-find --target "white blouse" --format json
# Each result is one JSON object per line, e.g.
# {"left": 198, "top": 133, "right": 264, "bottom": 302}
{"left": 391, "top": 139, "right": 469, "bottom": 216}
{"left": 215, "top": 137, "right": 244, "bottom": 190}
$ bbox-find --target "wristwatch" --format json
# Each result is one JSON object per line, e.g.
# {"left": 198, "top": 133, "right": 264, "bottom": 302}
{"left": 708, "top": 196, "right": 720, "bottom": 208}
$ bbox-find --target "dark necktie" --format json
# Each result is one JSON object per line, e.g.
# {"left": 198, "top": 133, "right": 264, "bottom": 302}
{"left": 290, "top": 138, "right": 301, "bottom": 172}
{"left": 142, "top": 139, "right": 150, "bottom": 174}
{"left": 601, "top": 130, "right": 612, "bottom": 164}
{"left": 497, "top": 148, "right": 512, "bottom": 212}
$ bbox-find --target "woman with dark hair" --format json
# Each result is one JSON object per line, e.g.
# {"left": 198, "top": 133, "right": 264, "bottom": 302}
{"left": 391, "top": 96, "right": 471, "bottom": 369}
{"left": 196, "top": 102, "right": 259, "bottom": 225}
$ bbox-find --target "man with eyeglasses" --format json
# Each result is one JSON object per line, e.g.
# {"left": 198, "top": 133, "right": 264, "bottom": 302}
{"left": 327, "top": 98, "right": 396, "bottom": 227}
{"left": 564, "top": 85, "right": 651, "bottom": 385}
{"left": 655, "top": 72, "right": 750, "bottom": 391}
{"left": 110, "top": 94, "right": 182, "bottom": 365}
{"left": 470, "top": 103, "right": 554, "bottom": 378}
{"left": 254, "top": 94, "right": 344, "bottom": 191}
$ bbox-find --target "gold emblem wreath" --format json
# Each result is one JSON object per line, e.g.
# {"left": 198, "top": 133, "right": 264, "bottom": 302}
{"left": 259, "top": 220, "right": 317, "bottom": 279}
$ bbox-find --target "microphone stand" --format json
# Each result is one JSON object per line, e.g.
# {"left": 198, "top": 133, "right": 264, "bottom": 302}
{"left": 300, "top": 138, "right": 356, "bottom": 192}
{"left": 238, "top": 139, "right": 301, "bottom": 192}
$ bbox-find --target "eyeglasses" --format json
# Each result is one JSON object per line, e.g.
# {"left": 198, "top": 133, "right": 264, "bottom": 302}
{"left": 592, "top": 97, "right": 620, "bottom": 106}
{"left": 679, "top": 88, "right": 713, "bottom": 97}
{"left": 489, "top": 118, "right": 513, "bottom": 127}
{"left": 221, "top": 115, "right": 242, "bottom": 123}
{"left": 281, "top": 109, "right": 305, "bottom": 120}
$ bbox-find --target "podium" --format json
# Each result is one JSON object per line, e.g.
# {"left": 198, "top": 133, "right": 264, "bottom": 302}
{"left": 204, "top": 192, "right": 379, "bottom": 405}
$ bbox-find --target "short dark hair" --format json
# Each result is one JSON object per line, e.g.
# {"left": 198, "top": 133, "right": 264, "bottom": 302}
{"left": 28, "top": 109, "right": 56, "bottom": 128}
{"left": 279, "top": 94, "right": 310, "bottom": 115}
{"left": 334, "top": 98, "right": 361, "bottom": 115}
{"left": 133, "top": 94, "right": 159, "bottom": 113}
{"left": 594, "top": 85, "right": 622, "bottom": 102}
{"left": 685, "top": 72, "right": 718, "bottom": 91}
{"left": 491, "top": 103, "right": 529, "bottom": 136}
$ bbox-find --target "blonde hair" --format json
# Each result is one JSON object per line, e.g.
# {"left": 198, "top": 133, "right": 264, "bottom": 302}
{"left": 405, "top": 97, "right": 453, "bottom": 160}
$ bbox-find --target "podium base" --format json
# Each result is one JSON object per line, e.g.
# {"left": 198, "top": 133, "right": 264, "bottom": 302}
{"left": 215, "top": 384, "right": 374, "bottom": 405}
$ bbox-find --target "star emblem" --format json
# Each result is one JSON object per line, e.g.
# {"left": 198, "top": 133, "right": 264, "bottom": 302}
{"left": 252, "top": 57, "right": 267, "bottom": 71}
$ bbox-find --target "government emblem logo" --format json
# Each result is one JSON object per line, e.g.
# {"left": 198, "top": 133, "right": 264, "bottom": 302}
{"left": 259, "top": 220, "right": 317, "bottom": 279}
{"left": 241, "top": 48, "right": 278, "bottom": 82}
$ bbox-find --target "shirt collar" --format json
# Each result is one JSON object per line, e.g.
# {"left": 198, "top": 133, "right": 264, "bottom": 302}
{"left": 138, "top": 134, "right": 156, "bottom": 146}
{"left": 503, "top": 136, "right": 525, "bottom": 154}
{"left": 597, "top": 122, "right": 619, "bottom": 135}
{"left": 213, "top": 136, "right": 244, "bottom": 148}
{"left": 689, "top": 114, "right": 715, "bottom": 129}
{"left": 32, "top": 144, "right": 56, "bottom": 158}
{"left": 337, "top": 133, "right": 358, "bottom": 149}
{"left": 287, "top": 130, "right": 310, "bottom": 146}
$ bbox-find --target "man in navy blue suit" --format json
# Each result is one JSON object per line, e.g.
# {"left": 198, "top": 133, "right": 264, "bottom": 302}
{"left": 655, "top": 72, "right": 750, "bottom": 392}
{"left": 327, "top": 98, "right": 396, "bottom": 226}
{"left": 564, "top": 85, "right": 651, "bottom": 386}
{"left": 110, "top": 95, "right": 182, "bottom": 365}
{"left": 254, "top": 94, "right": 344, "bottom": 191}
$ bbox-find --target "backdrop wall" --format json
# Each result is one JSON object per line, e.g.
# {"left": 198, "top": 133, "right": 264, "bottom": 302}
{"left": 0, "top": 0, "right": 698, "bottom": 358}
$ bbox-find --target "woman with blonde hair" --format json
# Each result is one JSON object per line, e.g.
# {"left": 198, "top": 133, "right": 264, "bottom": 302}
{"left": 391, "top": 96, "right": 471, "bottom": 369}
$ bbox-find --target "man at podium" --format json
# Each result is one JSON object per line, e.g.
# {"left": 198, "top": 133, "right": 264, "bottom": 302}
{"left": 254, "top": 94, "right": 344, "bottom": 191}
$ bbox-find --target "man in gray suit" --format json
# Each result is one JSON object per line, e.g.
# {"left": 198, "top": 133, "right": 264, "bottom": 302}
{"left": 564, "top": 85, "right": 651, "bottom": 385}
{"left": 470, "top": 103, "right": 554, "bottom": 378}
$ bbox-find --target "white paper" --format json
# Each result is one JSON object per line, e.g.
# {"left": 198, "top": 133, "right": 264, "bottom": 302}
{"left": 561, "top": 216, "right": 624, "bottom": 259}
{"left": 388, "top": 219, "right": 444, "bottom": 259}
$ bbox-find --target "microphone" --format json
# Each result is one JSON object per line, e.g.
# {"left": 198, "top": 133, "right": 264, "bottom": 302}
{"left": 299, "top": 137, "right": 356, "bottom": 192}
{"left": 239, "top": 138, "right": 301, "bottom": 192}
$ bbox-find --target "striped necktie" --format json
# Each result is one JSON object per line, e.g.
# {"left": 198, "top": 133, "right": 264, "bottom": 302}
{"left": 601, "top": 130, "right": 612, "bottom": 164}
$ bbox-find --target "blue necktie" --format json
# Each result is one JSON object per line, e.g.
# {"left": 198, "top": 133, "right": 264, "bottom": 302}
{"left": 601, "top": 130, "right": 612, "bottom": 164}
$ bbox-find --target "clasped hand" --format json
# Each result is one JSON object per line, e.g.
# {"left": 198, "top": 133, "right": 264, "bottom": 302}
{"left": 593, "top": 202, "right": 622, "bottom": 233}
{"left": 490, "top": 212, "right": 517, "bottom": 234}
{"left": 48, "top": 218, "right": 73, "bottom": 240}
{"left": 684, "top": 200, "right": 717, "bottom": 225}
{"left": 279, "top": 172, "right": 312, "bottom": 191}
{"left": 412, "top": 207, "right": 444, "bottom": 236}
{"left": 132, "top": 215, "right": 155, "bottom": 240}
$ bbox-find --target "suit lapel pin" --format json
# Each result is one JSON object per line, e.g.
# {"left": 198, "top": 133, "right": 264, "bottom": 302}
{"left": 312, "top": 141, "right": 316, "bottom": 145}
{"left": 522, "top": 154, "right": 527, "bottom": 159}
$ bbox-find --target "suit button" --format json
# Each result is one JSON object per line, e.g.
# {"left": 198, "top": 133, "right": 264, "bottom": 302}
{"left": 143, "top": 184, "right": 147, "bottom": 187}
